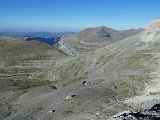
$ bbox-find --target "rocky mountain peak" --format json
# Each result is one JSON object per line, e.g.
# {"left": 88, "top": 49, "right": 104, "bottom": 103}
{"left": 146, "top": 18, "right": 160, "bottom": 34}
{"left": 96, "top": 27, "right": 111, "bottom": 38}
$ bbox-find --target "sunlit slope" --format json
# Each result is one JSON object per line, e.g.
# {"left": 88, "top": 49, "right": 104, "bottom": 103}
{"left": 31, "top": 19, "right": 160, "bottom": 119}
{"left": 0, "top": 36, "right": 68, "bottom": 90}
{"left": 55, "top": 27, "right": 143, "bottom": 55}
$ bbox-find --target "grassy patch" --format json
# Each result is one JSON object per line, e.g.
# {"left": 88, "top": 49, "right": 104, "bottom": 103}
{"left": 128, "top": 75, "right": 135, "bottom": 80}
{"left": 21, "top": 54, "right": 52, "bottom": 61}
{"left": 106, "top": 81, "right": 135, "bottom": 99}
{"left": 32, "top": 69, "right": 51, "bottom": 80}
{"left": 126, "top": 74, "right": 151, "bottom": 93}
{"left": 74, "top": 71, "right": 90, "bottom": 81}
{"left": 95, "top": 54, "right": 113, "bottom": 66}
{"left": 0, "top": 41, "right": 53, "bottom": 66}
{"left": 20, "top": 81, "right": 49, "bottom": 89}
{"left": 92, "top": 79, "right": 105, "bottom": 86}
{"left": 57, "top": 59, "right": 85, "bottom": 81}
{"left": 0, "top": 67, "right": 39, "bottom": 74}
{"left": 57, "top": 67, "right": 68, "bottom": 81}
{"left": 125, "top": 49, "right": 157, "bottom": 92}
{"left": 127, "top": 53, "right": 153, "bottom": 67}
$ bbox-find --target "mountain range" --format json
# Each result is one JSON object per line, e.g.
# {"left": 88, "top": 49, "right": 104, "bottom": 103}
{"left": 0, "top": 31, "right": 75, "bottom": 38}
{"left": 0, "top": 19, "right": 160, "bottom": 120}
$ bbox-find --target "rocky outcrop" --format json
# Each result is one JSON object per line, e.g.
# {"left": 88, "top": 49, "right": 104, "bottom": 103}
{"left": 113, "top": 104, "right": 160, "bottom": 120}
{"left": 56, "top": 39, "right": 77, "bottom": 56}
{"left": 146, "top": 18, "right": 160, "bottom": 34}
{"left": 142, "top": 18, "right": 160, "bottom": 42}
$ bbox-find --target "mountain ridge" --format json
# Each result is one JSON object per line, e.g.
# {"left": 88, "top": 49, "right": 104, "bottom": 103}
{"left": 55, "top": 26, "right": 144, "bottom": 56}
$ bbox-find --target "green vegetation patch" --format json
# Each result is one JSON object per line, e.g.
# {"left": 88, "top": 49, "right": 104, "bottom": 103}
{"left": 31, "top": 67, "right": 56, "bottom": 81}
{"left": 127, "top": 53, "right": 153, "bottom": 67}
{"left": 106, "top": 81, "right": 136, "bottom": 99}
{"left": 21, "top": 54, "right": 52, "bottom": 61}
{"left": 121, "top": 48, "right": 159, "bottom": 95}
{"left": 74, "top": 71, "right": 90, "bottom": 81}
{"left": 0, "top": 41, "right": 53, "bottom": 66}
{"left": 128, "top": 74, "right": 152, "bottom": 91}
{"left": 95, "top": 53, "right": 113, "bottom": 66}
{"left": 91, "top": 79, "right": 105, "bottom": 86}
{"left": 20, "top": 80, "right": 50, "bottom": 89}
{"left": 56, "top": 58, "right": 85, "bottom": 81}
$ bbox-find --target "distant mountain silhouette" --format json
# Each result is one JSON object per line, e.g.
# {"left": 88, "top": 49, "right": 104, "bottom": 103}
{"left": 0, "top": 31, "right": 75, "bottom": 38}
{"left": 0, "top": 31, "right": 75, "bottom": 45}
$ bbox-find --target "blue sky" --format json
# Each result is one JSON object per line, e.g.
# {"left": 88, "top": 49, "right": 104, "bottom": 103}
{"left": 0, "top": 0, "right": 160, "bottom": 32}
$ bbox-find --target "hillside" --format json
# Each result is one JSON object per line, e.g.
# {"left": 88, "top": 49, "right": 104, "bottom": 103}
{"left": 0, "top": 19, "right": 160, "bottom": 120}
{"left": 55, "top": 26, "right": 143, "bottom": 56}
{"left": 76, "top": 26, "right": 143, "bottom": 43}
{"left": 0, "top": 35, "right": 24, "bottom": 42}
{"left": 0, "top": 36, "right": 69, "bottom": 97}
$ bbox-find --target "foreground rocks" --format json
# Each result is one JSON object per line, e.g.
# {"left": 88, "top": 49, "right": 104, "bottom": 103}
{"left": 114, "top": 104, "right": 160, "bottom": 120}
{"left": 65, "top": 95, "right": 77, "bottom": 100}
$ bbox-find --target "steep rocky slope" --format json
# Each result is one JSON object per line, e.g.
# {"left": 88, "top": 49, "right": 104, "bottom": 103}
{"left": 1, "top": 19, "right": 160, "bottom": 120}
{"left": 55, "top": 27, "right": 143, "bottom": 56}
